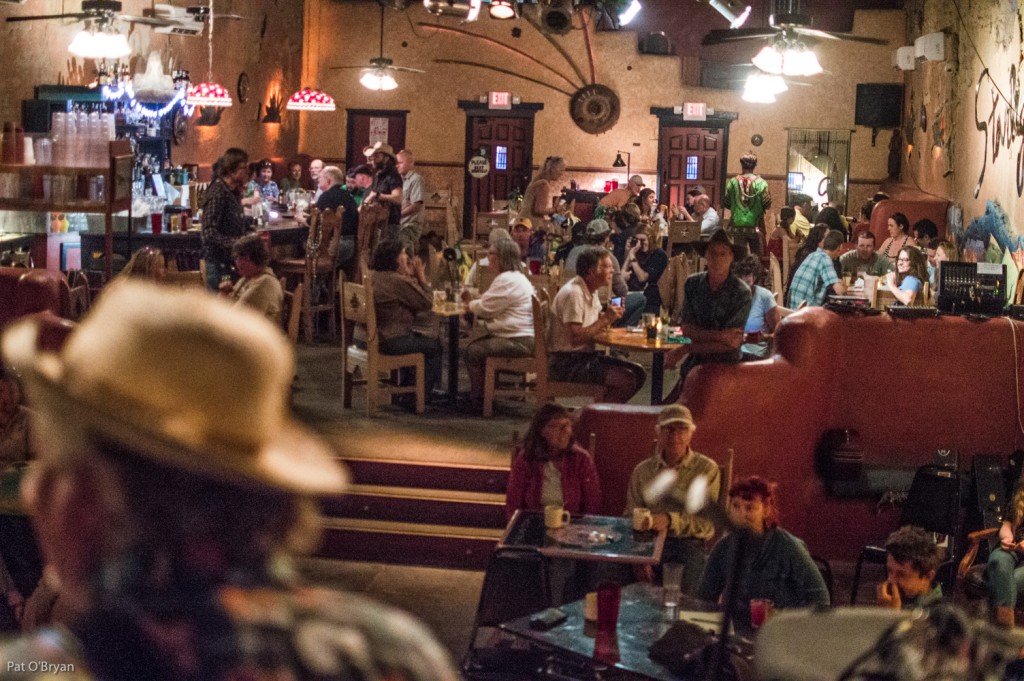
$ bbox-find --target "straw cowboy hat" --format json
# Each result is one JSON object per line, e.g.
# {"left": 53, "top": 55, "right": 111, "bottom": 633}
{"left": 363, "top": 141, "right": 396, "bottom": 160}
{"left": 1, "top": 280, "right": 348, "bottom": 495}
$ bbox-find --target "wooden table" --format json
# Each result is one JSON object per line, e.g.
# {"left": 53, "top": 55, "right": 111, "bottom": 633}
{"left": 594, "top": 328, "right": 690, "bottom": 405}
{"left": 432, "top": 299, "right": 463, "bottom": 397}
{"left": 499, "top": 510, "right": 666, "bottom": 566}
{"left": 501, "top": 582, "right": 725, "bottom": 681}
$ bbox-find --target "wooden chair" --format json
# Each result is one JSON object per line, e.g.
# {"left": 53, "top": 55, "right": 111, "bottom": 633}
{"left": 769, "top": 254, "right": 783, "bottom": 305}
{"left": 476, "top": 264, "right": 497, "bottom": 294}
{"left": 276, "top": 207, "right": 340, "bottom": 342}
{"left": 65, "top": 269, "right": 91, "bottom": 321}
{"left": 280, "top": 277, "right": 304, "bottom": 345}
{"left": 667, "top": 220, "right": 700, "bottom": 255}
{"left": 356, "top": 203, "right": 390, "bottom": 281}
{"left": 340, "top": 272, "right": 425, "bottom": 416}
{"left": 482, "top": 295, "right": 545, "bottom": 418}
{"left": 781, "top": 235, "right": 794, "bottom": 290}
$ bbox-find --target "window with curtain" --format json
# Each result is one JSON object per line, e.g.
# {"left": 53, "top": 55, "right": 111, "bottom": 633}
{"left": 786, "top": 129, "right": 851, "bottom": 213}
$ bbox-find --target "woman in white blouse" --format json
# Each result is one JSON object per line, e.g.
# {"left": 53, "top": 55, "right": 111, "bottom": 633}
{"left": 461, "top": 238, "right": 535, "bottom": 408}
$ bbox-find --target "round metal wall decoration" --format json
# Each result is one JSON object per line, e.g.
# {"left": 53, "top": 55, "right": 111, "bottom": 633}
{"left": 569, "top": 84, "right": 620, "bottom": 135}
{"left": 237, "top": 73, "right": 250, "bottom": 104}
{"left": 751, "top": 134, "right": 763, "bottom": 147}
{"left": 172, "top": 108, "right": 188, "bottom": 145}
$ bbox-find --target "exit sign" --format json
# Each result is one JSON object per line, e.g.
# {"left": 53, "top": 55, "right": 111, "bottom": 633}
{"left": 682, "top": 102, "right": 707, "bottom": 121}
{"left": 489, "top": 91, "right": 512, "bottom": 110}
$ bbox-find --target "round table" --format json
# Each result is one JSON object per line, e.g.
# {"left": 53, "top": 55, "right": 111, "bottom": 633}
{"left": 593, "top": 328, "right": 689, "bottom": 405}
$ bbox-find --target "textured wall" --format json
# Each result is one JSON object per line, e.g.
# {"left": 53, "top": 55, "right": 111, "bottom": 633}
{"left": 299, "top": 1, "right": 902, "bottom": 218}
{"left": 902, "top": 0, "right": 1024, "bottom": 237}
{"left": 0, "top": 0, "right": 304, "bottom": 167}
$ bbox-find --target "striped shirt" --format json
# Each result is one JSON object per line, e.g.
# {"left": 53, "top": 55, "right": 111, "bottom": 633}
{"left": 788, "top": 249, "right": 839, "bottom": 308}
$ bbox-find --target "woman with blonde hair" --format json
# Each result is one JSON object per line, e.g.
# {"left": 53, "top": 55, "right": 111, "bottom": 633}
{"left": 119, "top": 246, "right": 166, "bottom": 281}
{"left": 987, "top": 484, "right": 1024, "bottom": 627}
{"left": 518, "top": 156, "right": 566, "bottom": 226}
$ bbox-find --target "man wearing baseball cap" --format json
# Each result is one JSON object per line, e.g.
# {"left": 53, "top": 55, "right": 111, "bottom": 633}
{"left": 598, "top": 174, "right": 646, "bottom": 211}
{"left": 625, "top": 404, "right": 720, "bottom": 593}
{"left": 0, "top": 281, "right": 456, "bottom": 679}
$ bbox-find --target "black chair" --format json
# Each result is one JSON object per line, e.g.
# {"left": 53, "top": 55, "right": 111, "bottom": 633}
{"left": 462, "top": 546, "right": 553, "bottom": 681}
{"left": 812, "top": 555, "right": 834, "bottom": 604}
{"left": 849, "top": 463, "right": 962, "bottom": 605}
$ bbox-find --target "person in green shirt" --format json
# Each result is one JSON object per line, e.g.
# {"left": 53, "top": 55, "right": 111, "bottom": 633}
{"left": 724, "top": 153, "right": 771, "bottom": 255}
{"left": 876, "top": 525, "right": 944, "bottom": 610}
{"left": 839, "top": 231, "right": 892, "bottom": 278}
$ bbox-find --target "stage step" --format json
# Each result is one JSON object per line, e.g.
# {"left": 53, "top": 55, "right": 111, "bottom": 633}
{"left": 322, "top": 485, "right": 506, "bottom": 529}
{"left": 316, "top": 518, "right": 504, "bottom": 570}
{"left": 339, "top": 457, "right": 510, "bottom": 494}
{"left": 317, "top": 457, "right": 511, "bottom": 569}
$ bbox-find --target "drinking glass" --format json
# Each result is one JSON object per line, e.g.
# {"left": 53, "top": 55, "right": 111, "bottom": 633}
{"left": 662, "top": 563, "right": 684, "bottom": 608}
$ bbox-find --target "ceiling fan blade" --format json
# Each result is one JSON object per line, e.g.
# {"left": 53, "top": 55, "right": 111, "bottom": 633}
{"left": 329, "top": 65, "right": 367, "bottom": 70}
{"left": 212, "top": 14, "right": 247, "bottom": 20}
{"left": 389, "top": 65, "right": 425, "bottom": 73}
{"left": 793, "top": 27, "right": 887, "bottom": 45}
{"left": 7, "top": 13, "right": 92, "bottom": 22}
{"left": 119, "top": 15, "right": 172, "bottom": 26}
{"left": 702, "top": 28, "right": 777, "bottom": 45}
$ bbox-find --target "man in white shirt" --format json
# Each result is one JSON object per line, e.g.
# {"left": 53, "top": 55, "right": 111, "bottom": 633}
{"left": 548, "top": 246, "right": 645, "bottom": 402}
{"left": 397, "top": 149, "right": 425, "bottom": 251}
{"left": 309, "top": 159, "right": 324, "bottom": 201}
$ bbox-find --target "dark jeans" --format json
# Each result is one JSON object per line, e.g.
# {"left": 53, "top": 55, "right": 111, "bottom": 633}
{"left": 379, "top": 334, "right": 443, "bottom": 395}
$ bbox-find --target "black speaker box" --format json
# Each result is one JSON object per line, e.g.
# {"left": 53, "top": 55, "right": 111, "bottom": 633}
{"left": 21, "top": 100, "right": 51, "bottom": 134}
{"left": 639, "top": 32, "right": 672, "bottom": 55}
{"left": 973, "top": 455, "right": 1007, "bottom": 528}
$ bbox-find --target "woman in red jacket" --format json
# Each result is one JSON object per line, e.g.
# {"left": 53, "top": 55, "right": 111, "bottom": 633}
{"left": 505, "top": 404, "right": 602, "bottom": 520}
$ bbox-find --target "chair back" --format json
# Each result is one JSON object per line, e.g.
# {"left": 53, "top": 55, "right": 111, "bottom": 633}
{"left": 477, "top": 263, "right": 497, "bottom": 294}
{"left": 901, "top": 463, "right": 961, "bottom": 536}
{"left": 472, "top": 546, "right": 551, "bottom": 629}
{"left": 668, "top": 219, "right": 700, "bottom": 254}
{"left": 769, "top": 254, "right": 783, "bottom": 305}
{"left": 357, "top": 203, "right": 390, "bottom": 272}
{"left": 319, "top": 207, "right": 342, "bottom": 264}
{"left": 281, "top": 277, "right": 304, "bottom": 344}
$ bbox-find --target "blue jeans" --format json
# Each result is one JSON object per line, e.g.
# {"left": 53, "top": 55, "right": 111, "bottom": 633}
{"left": 986, "top": 548, "right": 1024, "bottom": 609}
{"left": 205, "top": 259, "right": 229, "bottom": 291}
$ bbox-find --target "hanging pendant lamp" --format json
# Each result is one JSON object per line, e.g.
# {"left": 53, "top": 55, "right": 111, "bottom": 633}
{"left": 186, "top": 0, "right": 232, "bottom": 108}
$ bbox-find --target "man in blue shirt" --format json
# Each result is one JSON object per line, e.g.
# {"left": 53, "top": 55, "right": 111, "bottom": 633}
{"left": 788, "top": 229, "right": 846, "bottom": 308}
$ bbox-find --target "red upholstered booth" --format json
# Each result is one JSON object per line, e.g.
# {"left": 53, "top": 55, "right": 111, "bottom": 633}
{"left": 869, "top": 198, "right": 949, "bottom": 240}
{"left": 577, "top": 308, "right": 1024, "bottom": 561}
{"left": 0, "top": 267, "right": 69, "bottom": 328}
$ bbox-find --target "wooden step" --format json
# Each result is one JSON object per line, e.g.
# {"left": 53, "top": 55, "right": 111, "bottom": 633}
{"left": 316, "top": 518, "right": 503, "bottom": 570}
{"left": 321, "top": 484, "right": 507, "bottom": 529}
{"left": 340, "top": 458, "right": 510, "bottom": 494}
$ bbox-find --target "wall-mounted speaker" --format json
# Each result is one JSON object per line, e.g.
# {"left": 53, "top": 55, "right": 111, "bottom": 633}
{"left": 540, "top": 0, "right": 574, "bottom": 35}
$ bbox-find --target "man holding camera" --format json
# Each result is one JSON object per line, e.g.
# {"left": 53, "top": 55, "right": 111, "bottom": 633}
{"left": 549, "top": 246, "right": 645, "bottom": 403}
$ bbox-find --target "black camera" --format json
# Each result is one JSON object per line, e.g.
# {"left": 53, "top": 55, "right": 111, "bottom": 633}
{"left": 628, "top": 237, "right": 638, "bottom": 247}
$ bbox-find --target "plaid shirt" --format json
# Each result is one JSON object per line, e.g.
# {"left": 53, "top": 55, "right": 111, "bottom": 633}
{"left": 201, "top": 178, "right": 252, "bottom": 268}
{"left": 788, "top": 249, "right": 839, "bottom": 308}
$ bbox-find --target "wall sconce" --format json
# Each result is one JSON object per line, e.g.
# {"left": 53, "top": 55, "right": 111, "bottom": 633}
{"left": 261, "top": 93, "right": 282, "bottom": 124}
{"left": 612, "top": 150, "right": 631, "bottom": 178}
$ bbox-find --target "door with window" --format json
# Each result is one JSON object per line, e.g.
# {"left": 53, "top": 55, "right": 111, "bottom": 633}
{"left": 659, "top": 126, "right": 726, "bottom": 210}
{"left": 464, "top": 112, "right": 535, "bottom": 238}
{"left": 346, "top": 109, "right": 407, "bottom": 171}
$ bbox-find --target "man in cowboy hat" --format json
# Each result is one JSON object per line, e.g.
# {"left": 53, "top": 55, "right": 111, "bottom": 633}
{"left": 0, "top": 281, "right": 457, "bottom": 680}
{"left": 664, "top": 228, "right": 751, "bottom": 401}
{"left": 363, "top": 141, "right": 404, "bottom": 239}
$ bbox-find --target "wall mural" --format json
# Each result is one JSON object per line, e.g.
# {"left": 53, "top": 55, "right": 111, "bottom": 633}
{"left": 973, "top": 66, "right": 1024, "bottom": 199}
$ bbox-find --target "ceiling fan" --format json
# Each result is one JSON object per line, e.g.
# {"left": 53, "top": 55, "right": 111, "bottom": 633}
{"left": 702, "top": 0, "right": 888, "bottom": 47}
{"left": 330, "top": 1, "right": 424, "bottom": 91}
{"left": 6, "top": 1, "right": 244, "bottom": 37}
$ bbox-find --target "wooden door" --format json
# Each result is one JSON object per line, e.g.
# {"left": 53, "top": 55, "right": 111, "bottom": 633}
{"left": 660, "top": 127, "right": 725, "bottom": 210}
{"left": 346, "top": 110, "right": 407, "bottom": 171}
{"left": 465, "top": 115, "right": 533, "bottom": 237}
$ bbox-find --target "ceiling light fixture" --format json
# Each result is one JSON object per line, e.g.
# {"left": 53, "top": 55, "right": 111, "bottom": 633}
{"left": 752, "top": 43, "right": 822, "bottom": 77}
{"left": 423, "top": 0, "right": 482, "bottom": 21}
{"left": 489, "top": 0, "right": 517, "bottom": 19}
{"left": 68, "top": 22, "right": 131, "bottom": 60}
{"left": 186, "top": 0, "right": 231, "bottom": 108}
{"left": 707, "top": 0, "right": 751, "bottom": 29}
{"left": 360, "top": 68, "right": 398, "bottom": 91}
{"left": 742, "top": 72, "right": 787, "bottom": 104}
{"left": 618, "top": 0, "right": 642, "bottom": 26}
{"left": 288, "top": 1, "right": 335, "bottom": 111}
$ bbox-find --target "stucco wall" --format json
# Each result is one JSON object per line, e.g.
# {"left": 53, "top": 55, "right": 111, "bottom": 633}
{"left": 903, "top": 0, "right": 1022, "bottom": 239}
{"left": 0, "top": 0, "right": 303, "bottom": 168}
{"left": 299, "top": 2, "right": 903, "bottom": 219}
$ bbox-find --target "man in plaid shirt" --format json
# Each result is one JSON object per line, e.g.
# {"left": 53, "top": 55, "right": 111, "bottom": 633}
{"left": 787, "top": 229, "right": 847, "bottom": 308}
{"left": 202, "top": 148, "right": 255, "bottom": 290}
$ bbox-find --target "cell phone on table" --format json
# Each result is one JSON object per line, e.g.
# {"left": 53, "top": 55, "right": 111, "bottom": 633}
{"left": 610, "top": 296, "right": 623, "bottom": 307}
{"left": 529, "top": 607, "right": 568, "bottom": 630}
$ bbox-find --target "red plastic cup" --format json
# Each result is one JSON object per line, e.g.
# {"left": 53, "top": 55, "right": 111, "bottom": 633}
{"left": 604, "top": 181, "right": 613, "bottom": 193}
{"left": 151, "top": 212, "right": 163, "bottom": 235}
{"left": 596, "top": 582, "right": 621, "bottom": 632}
{"left": 750, "top": 598, "right": 773, "bottom": 629}
{"left": 611, "top": 179, "right": 619, "bottom": 189}
{"left": 529, "top": 260, "right": 541, "bottom": 275}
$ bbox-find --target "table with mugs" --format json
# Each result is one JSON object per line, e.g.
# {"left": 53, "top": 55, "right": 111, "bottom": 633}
{"left": 500, "top": 509, "right": 666, "bottom": 565}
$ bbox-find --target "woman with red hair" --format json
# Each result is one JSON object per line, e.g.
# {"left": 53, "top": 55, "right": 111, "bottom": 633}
{"left": 697, "top": 476, "right": 828, "bottom": 632}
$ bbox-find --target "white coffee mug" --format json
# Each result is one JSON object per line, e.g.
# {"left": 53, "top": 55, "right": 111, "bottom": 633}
{"left": 544, "top": 505, "right": 570, "bottom": 529}
{"left": 632, "top": 507, "right": 654, "bottom": 531}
